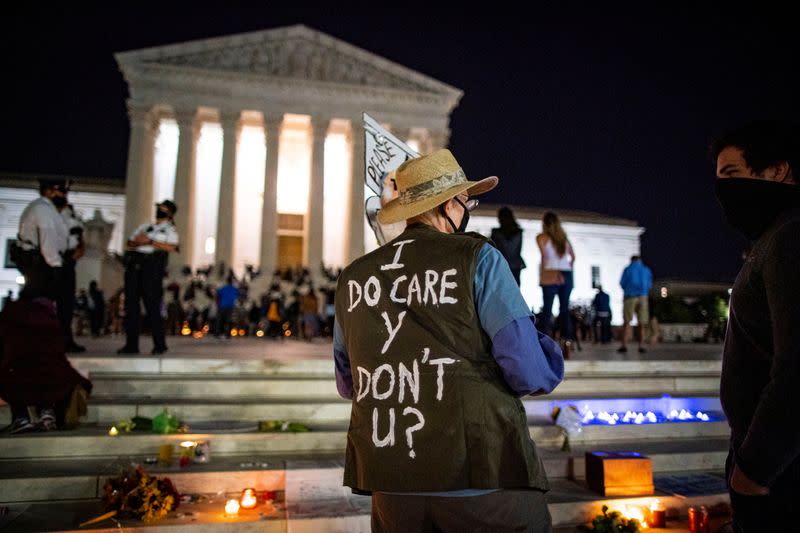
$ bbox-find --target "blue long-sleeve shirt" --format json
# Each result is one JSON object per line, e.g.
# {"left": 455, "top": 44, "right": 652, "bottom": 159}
{"left": 619, "top": 260, "right": 653, "bottom": 298}
{"left": 333, "top": 242, "right": 564, "bottom": 400}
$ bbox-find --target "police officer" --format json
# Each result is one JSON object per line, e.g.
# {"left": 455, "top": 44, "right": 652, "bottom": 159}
{"left": 15, "top": 178, "right": 70, "bottom": 300}
{"left": 117, "top": 200, "right": 179, "bottom": 355}
{"left": 59, "top": 203, "right": 86, "bottom": 353}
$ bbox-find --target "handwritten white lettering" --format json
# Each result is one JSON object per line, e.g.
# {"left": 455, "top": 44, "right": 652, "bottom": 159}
{"left": 364, "top": 276, "right": 381, "bottom": 307}
{"left": 381, "top": 311, "right": 407, "bottom": 354}
{"left": 347, "top": 280, "right": 362, "bottom": 312}
{"left": 390, "top": 275, "right": 408, "bottom": 304}
{"left": 372, "top": 364, "right": 395, "bottom": 400}
{"left": 381, "top": 240, "right": 415, "bottom": 271}
{"left": 398, "top": 359, "right": 420, "bottom": 404}
{"left": 423, "top": 270, "right": 439, "bottom": 305}
{"left": 356, "top": 367, "right": 371, "bottom": 402}
{"left": 403, "top": 407, "right": 425, "bottom": 459}
{"left": 439, "top": 269, "right": 458, "bottom": 304}
{"left": 428, "top": 357, "right": 458, "bottom": 401}
{"left": 372, "top": 407, "right": 395, "bottom": 447}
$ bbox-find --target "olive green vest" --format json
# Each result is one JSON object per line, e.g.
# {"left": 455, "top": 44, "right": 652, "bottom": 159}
{"left": 336, "top": 223, "right": 549, "bottom": 493}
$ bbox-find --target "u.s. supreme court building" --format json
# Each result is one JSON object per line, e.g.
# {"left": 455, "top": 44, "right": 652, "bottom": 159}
{"left": 0, "top": 25, "right": 643, "bottom": 322}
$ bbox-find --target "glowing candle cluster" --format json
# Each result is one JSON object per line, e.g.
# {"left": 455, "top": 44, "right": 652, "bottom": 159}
{"left": 580, "top": 408, "right": 711, "bottom": 425}
{"left": 667, "top": 409, "right": 710, "bottom": 421}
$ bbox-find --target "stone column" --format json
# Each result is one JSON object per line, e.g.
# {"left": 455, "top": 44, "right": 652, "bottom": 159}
{"left": 173, "top": 107, "right": 200, "bottom": 270}
{"left": 215, "top": 110, "right": 242, "bottom": 270}
{"left": 427, "top": 128, "right": 451, "bottom": 152}
{"left": 391, "top": 127, "right": 411, "bottom": 146}
{"left": 347, "top": 118, "right": 366, "bottom": 263}
{"left": 259, "top": 112, "right": 284, "bottom": 277}
{"left": 306, "top": 115, "right": 329, "bottom": 275}
{"left": 123, "top": 102, "right": 156, "bottom": 241}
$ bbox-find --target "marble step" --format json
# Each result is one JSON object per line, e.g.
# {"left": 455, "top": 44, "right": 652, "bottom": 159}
{"left": 0, "top": 393, "right": 724, "bottom": 427}
{"left": 85, "top": 370, "right": 720, "bottom": 399}
{"left": 0, "top": 439, "right": 729, "bottom": 503}
{"left": 67, "top": 356, "right": 721, "bottom": 379}
{"left": 0, "top": 475, "right": 729, "bottom": 531}
{"left": 0, "top": 421, "right": 730, "bottom": 460}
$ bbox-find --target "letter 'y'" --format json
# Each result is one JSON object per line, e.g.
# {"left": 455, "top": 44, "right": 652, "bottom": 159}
{"left": 381, "top": 311, "right": 406, "bottom": 354}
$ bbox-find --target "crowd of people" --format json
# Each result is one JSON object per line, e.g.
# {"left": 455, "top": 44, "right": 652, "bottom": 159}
{"left": 490, "top": 207, "right": 655, "bottom": 358}
{"left": 61, "top": 263, "right": 341, "bottom": 344}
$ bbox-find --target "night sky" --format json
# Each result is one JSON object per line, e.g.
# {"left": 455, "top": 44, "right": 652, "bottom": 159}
{"left": 3, "top": 6, "right": 798, "bottom": 282}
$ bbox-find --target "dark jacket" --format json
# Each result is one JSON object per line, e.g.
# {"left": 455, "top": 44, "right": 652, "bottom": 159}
{"left": 490, "top": 227, "right": 526, "bottom": 271}
{"left": 720, "top": 208, "right": 800, "bottom": 491}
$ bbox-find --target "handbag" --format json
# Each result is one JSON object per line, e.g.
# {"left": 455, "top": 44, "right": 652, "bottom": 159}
{"left": 539, "top": 267, "right": 565, "bottom": 286}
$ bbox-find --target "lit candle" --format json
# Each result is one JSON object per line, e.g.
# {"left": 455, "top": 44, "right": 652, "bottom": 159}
{"left": 108, "top": 426, "right": 119, "bottom": 437}
{"left": 240, "top": 488, "right": 258, "bottom": 509}
{"left": 225, "top": 498, "right": 240, "bottom": 516}
{"left": 649, "top": 501, "right": 666, "bottom": 528}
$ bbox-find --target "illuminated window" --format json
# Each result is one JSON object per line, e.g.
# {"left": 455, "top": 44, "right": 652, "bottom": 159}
{"left": 591, "top": 266, "right": 601, "bottom": 289}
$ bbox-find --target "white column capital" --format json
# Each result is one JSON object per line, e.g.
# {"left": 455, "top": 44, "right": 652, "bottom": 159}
{"left": 174, "top": 107, "right": 201, "bottom": 135}
{"left": 262, "top": 112, "right": 285, "bottom": 136}
{"left": 310, "top": 115, "right": 332, "bottom": 133}
{"left": 219, "top": 110, "right": 243, "bottom": 133}
{"left": 126, "top": 101, "right": 156, "bottom": 130}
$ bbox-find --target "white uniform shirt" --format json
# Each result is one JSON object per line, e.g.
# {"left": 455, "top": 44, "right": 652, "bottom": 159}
{"left": 61, "top": 207, "right": 84, "bottom": 250}
{"left": 18, "top": 197, "right": 69, "bottom": 267}
{"left": 129, "top": 221, "right": 179, "bottom": 254}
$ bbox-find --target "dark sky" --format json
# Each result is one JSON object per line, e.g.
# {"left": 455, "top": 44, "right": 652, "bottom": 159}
{"left": 2, "top": 6, "right": 798, "bottom": 282}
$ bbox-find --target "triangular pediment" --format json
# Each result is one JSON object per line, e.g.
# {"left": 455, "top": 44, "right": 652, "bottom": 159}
{"left": 116, "top": 25, "right": 460, "bottom": 97}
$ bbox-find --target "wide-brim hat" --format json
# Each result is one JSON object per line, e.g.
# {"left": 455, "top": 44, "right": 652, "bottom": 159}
{"left": 377, "top": 149, "right": 498, "bottom": 224}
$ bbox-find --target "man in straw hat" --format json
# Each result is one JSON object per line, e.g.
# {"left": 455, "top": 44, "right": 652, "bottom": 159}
{"left": 333, "top": 149, "right": 564, "bottom": 532}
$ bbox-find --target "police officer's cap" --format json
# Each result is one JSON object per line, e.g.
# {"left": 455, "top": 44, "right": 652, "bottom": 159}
{"left": 38, "top": 177, "right": 71, "bottom": 192}
{"left": 158, "top": 200, "right": 178, "bottom": 216}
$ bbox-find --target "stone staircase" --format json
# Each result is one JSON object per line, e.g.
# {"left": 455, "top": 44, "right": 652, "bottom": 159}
{"left": 0, "top": 354, "right": 729, "bottom": 531}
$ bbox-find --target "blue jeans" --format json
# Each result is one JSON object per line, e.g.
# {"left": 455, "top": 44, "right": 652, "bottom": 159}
{"left": 541, "top": 270, "right": 573, "bottom": 340}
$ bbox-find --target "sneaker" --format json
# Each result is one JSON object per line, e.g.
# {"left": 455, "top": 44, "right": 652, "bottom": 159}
{"left": 117, "top": 346, "right": 140, "bottom": 355}
{"left": 638, "top": 347, "right": 647, "bottom": 354}
{"left": 151, "top": 346, "right": 168, "bottom": 355}
{"left": 617, "top": 346, "right": 628, "bottom": 353}
{"left": 65, "top": 342, "right": 86, "bottom": 353}
{"left": 8, "top": 417, "right": 36, "bottom": 434}
{"left": 37, "top": 409, "right": 57, "bottom": 431}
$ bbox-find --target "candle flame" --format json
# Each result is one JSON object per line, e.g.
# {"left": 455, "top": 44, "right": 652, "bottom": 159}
{"left": 225, "top": 499, "right": 240, "bottom": 515}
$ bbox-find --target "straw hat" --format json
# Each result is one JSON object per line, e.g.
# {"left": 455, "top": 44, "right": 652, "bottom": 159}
{"left": 377, "top": 149, "right": 498, "bottom": 224}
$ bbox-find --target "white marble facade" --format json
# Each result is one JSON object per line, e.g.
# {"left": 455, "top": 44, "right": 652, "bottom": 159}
{"left": 115, "top": 24, "right": 462, "bottom": 277}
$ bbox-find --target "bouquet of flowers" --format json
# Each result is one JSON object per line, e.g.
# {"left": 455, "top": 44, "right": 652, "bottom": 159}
{"left": 578, "top": 505, "right": 642, "bottom": 533}
{"left": 100, "top": 465, "right": 180, "bottom": 523}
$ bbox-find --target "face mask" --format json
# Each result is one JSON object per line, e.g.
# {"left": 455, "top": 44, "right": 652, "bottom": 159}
{"left": 440, "top": 198, "right": 470, "bottom": 233}
{"left": 715, "top": 178, "right": 800, "bottom": 239}
{"left": 51, "top": 195, "right": 67, "bottom": 209}
{"left": 156, "top": 208, "right": 171, "bottom": 220}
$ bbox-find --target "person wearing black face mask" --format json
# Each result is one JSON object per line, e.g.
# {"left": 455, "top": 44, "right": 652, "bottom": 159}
{"left": 14, "top": 178, "right": 71, "bottom": 300}
{"left": 117, "top": 200, "right": 179, "bottom": 355}
{"left": 711, "top": 121, "right": 800, "bottom": 533}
